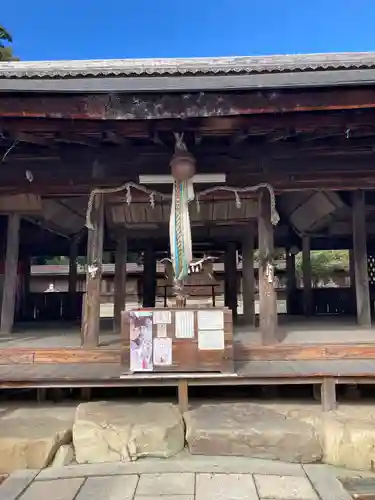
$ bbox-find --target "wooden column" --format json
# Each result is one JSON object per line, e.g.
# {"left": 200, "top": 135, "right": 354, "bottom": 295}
{"left": 81, "top": 194, "right": 104, "bottom": 347}
{"left": 242, "top": 227, "right": 255, "bottom": 325}
{"left": 68, "top": 236, "right": 79, "bottom": 321}
{"left": 286, "top": 251, "right": 296, "bottom": 315}
{"left": 258, "top": 190, "right": 278, "bottom": 344}
{"left": 349, "top": 249, "right": 357, "bottom": 316}
{"left": 224, "top": 241, "right": 238, "bottom": 320}
{"left": 352, "top": 190, "right": 371, "bottom": 327}
{"left": 143, "top": 245, "right": 156, "bottom": 308}
{"left": 113, "top": 233, "right": 127, "bottom": 332}
{"left": 21, "top": 254, "right": 31, "bottom": 321}
{"left": 1, "top": 214, "right": 20, "bottom": 334}
{"left": 302, "top": 235, "right": 313, "bottom": 317}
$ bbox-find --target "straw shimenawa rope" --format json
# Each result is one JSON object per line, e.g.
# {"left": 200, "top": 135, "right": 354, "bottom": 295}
{"left": 85, "top": 182, "right": 164, "bottom": 229}
{"left": 196, "top": 183, "right": 279, "bottom": 226}
{"left": 85, "top": 182, "right": 280, "bottom": 229}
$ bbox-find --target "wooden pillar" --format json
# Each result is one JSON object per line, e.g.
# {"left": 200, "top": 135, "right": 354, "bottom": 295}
{"left": 349, "top": 249, "right": 356, "bottom": 316}
{"left": 1, "top": 214, "right": 20, "bottom": 334}
{"left": 21, "top": 254, "right": 31, "bottom": 321}
{"left": 24, "top": 255, "right": 31, "bottom": 292}
{"left": 352, "top": 190, "right": 371, "bottom": 327}
{"left": 68, "top": 236, "right": 79, "bottom": 321}
{"left": 258, "top": 190, "right": 278, "bottom": 344}
{"left": 302, "top": 235, "right": 313, "bottom": 317}
{"left": 286, "top": 251, "right": 296, "bottom": 315}
{"left": 113, "top": 233, "right": 127, "bottom": 331}
{"left": 242, "top": 227, "right": 255, "bottom": 325}
{"left": 178, "top": 380, "right": 189, "bottom": 413}
{"left": 81, "top": 194, "right": 104, "bottom": 347}
{"left": 321, "top": 378, "right": 337, "bottom": 412}
{"left": 224, "top": 241, "right": 238, "bottom": 320}
{"left": 143, "top": 245, "right": 156, "bottom": 308}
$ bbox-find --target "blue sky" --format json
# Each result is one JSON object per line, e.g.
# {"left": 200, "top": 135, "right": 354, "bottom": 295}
{"left": 2, "top": 1, "right": 375, "bottom": 61}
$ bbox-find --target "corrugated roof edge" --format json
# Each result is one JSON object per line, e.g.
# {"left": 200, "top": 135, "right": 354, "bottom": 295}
{"left": 1, "top": 52, "right": 375, "bottom": 78}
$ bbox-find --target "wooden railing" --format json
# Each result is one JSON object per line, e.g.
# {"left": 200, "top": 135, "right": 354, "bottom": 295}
{"left": 19, "top": 292, "right": 84, "bottom": 321}
{"left": 289, "top": 288, "right": 356, "bottom": 315}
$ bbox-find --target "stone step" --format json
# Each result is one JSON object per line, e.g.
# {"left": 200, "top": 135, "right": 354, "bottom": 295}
{"left": 184, "top": 403, "right": 321, "bottom": 463}
{"left": 2, "top": 401, "right": 375, "bottom": 474}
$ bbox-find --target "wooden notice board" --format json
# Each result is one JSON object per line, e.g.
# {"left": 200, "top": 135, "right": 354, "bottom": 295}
{"left": 121, "top": 307, "right": 234, "bottom": 374}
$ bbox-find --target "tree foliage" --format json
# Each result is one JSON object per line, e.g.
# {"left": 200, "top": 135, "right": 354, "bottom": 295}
{"left": 295, "top": 250, "right": 349, "bottom": 284}
{"left": 252, "top": 249, "right": 349, "bottom": 284}
{"left": 0, "top": 25, "right": 18, "bottom": 61}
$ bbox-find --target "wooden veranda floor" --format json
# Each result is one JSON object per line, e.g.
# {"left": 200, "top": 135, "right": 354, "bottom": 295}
{"left": 0, "top": 317, "right": 374, "bottom": 387}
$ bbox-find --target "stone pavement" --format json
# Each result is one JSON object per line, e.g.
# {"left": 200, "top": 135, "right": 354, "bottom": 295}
{"left": 0, "top": 455, "right": 353, "bottom": 500}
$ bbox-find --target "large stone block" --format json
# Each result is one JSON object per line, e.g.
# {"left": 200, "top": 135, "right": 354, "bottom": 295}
{"left": 272, "top": 403, "right": 375, "bottom": 471}
{"left": 73, "top": 402, "right": 184, "bottom": 463}
{"left": 50, "top": 444, "right": 75, "bottom": 468}
{"left": 0, "top": 405, "right": 75, "bottom": 473}
{"left": 184, "top": 403, "right": 322, "bottom": 463}
{"left": 321, "top": 414, "right": 375, "bottom": 471}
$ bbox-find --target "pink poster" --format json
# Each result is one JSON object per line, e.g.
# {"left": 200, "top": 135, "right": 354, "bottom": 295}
{"left": 129, "top": 311, "right": 153, "bottom": 372}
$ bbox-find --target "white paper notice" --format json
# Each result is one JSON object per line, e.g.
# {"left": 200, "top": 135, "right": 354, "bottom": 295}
{"left": 175, "top": 311, "right": 195, "bottom": 339}
{"left": 198, "top": 330, "right": 225, "bottom": 350}
{"left": 197, "top": 310, "right": 224, "bottom": 331}
{"left": 153, "top": 337, "right": 172, "bottom": 366}
{"left": 153, "top": 310, "right": 171, "bottom": 324}
{"left": 157, "top": 323, "right": 167, "bottom": 338}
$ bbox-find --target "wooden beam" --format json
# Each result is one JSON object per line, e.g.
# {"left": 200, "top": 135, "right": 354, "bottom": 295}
{"left": 11, "top": 132, "right": 52, "bottom": 146}
{"left": 242, "top": 229, "right": 255, "bottom": 325}
{"left": 142, "top": 245, "right": 156, "bottom": 308}
{"left": 258, "top": 189, "right": 278, "bottom": 344}
{"left": 235, "top": 343, "right": 375, "bottom": 361}
{"left": 352, "top": 190, "right": 371, "bottom": 327}
{"left": 81, "top": 194, "right": 104, "bottom": 347}
{"left": 3, "top": 87, "right": 375, "bottom": 121}
{"left": 302, "top": 235, "right": 313, "bottom": 317}
{"left": 0, "top": 214, "right": 20, "bottom": 334}
{"left": 224, "top": 242, "right": 238, "bottom": 321}
{"left": 6, "top": 108, "right": 375, "bottom": 138}
{"left": 3, "top": 152, "right": 375, "bottom": 196}
{"left": 113, "top": 233, "right": 127, "bottom": 332}
{"left": 55, "top": 132, "right": 97, "bottom": 147}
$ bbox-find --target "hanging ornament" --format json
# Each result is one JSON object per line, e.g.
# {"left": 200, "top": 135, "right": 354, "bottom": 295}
{"left": 170, "top": 132, "right": 196, "bottom": 181}
{"left": 170, "top": 149, "right": 196, "bottom": 182}
{"left": 169, "top": 133, "right": 196, "bottom": 306}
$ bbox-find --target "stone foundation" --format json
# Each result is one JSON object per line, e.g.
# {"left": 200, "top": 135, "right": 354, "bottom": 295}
{"left": 73, "top": 402, "right": 185, "bottom": 463}
{"left": 184, "top": 403, "right": 321, "bottom": 463}
{"left": 2, "top": 401, "right": 375, "bottom": 473}
{"left": 0, "top": 405, "right": 75, "bottom": 474}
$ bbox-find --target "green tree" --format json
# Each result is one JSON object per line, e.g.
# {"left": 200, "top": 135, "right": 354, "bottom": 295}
{"left": 295, "top": 250, "right": 349, "bottom": 285}
{"left": 0, "top": 25, "right": 18, "bottom": 61}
